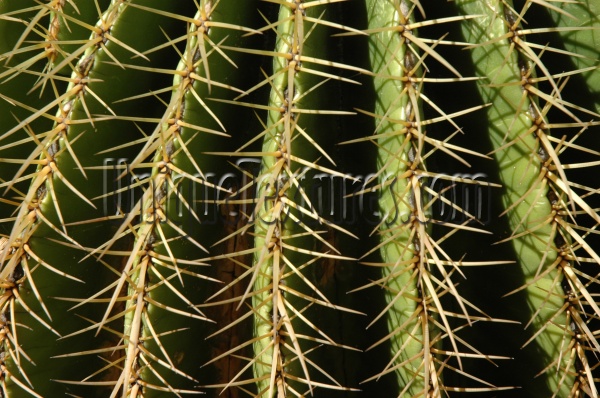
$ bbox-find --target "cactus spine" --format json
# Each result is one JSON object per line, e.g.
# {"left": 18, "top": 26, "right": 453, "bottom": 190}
{"left": 1, "top": 0, "right": 599, "bottom": 397}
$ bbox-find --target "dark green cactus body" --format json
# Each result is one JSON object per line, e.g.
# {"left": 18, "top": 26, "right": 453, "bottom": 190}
{"left": 0, "top": 1, "right": 599, "bottom": 397}
{"left": 249, "top": 2, "right": 368, "bottom": 396}
{"left": 109, "top": 1, "right": 269, "bottom": 396}
{"left": 0, "top": 0, "right": 191, "bottom": 396}
{"left": 0, "top": 0, "right": 67, "bottom": 234}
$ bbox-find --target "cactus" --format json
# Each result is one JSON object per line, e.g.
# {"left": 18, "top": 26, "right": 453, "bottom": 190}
{"left": 0, "top": 0, "right": 599, "bottom": 397}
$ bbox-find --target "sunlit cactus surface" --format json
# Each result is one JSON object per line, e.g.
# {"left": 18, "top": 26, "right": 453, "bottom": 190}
{"left": 1, "top": 0, "right": 600, "bottom": 397}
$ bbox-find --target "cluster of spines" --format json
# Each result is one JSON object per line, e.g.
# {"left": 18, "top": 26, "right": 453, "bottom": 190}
{"left": 350, "top": 0, "right": 514, "bottom": 395}
{"left": 52, "top": 1, "right": 270, "bottom": 396}
{"left": 0, "top": 1, "right": 128, "bottom": 395}
{"left": 510, "top": 5, "right": 600, "bottom": 395}
{"left": 0, "top": 0, "right": 197, "bottom": 396}
{"left": 456, "top": 0, "right": 600, "bottom": 395}
{"left": 205, "top": 1, "right": 369, "bottom": 396}
{"left": 1, "top": 0, "right": 600, "bottom": 397}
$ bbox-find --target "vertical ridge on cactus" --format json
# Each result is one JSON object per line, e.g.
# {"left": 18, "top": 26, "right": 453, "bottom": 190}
{"left": 457, "top": 0, "right": 600, "bottom": 395}
{"left": 355, "top": 0, "right": 517, "bottom": 395}
{"left": 1, "top": 0, "right": 599, "bottom": 397}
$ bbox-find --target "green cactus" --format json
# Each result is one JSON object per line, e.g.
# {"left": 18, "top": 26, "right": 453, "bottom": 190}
{"left": 0, "top": 0, "right": 599, "bottom": 397}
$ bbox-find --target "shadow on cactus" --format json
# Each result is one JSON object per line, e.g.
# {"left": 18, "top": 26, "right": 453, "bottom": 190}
{"left": 0, "top": 0, "right": 599, "bottom": 397}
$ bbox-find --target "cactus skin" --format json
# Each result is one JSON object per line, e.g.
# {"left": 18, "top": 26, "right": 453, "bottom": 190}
{"left": 0, "top": 1, "right": 600, "bottom": 397}
{"left": 0, "top": 1, "right": 193, "bottom": 396}
{"left": 246, "top": 2, "right": 366, "bottom": 396}
{"left": 363, "top": 1, "right": 440, "bottom": 394}
{"left": 456, "top": 0, "right": 571, "bottom": 394}
{"left": 456, "top": 0, "right": 600, "bottom": 396}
